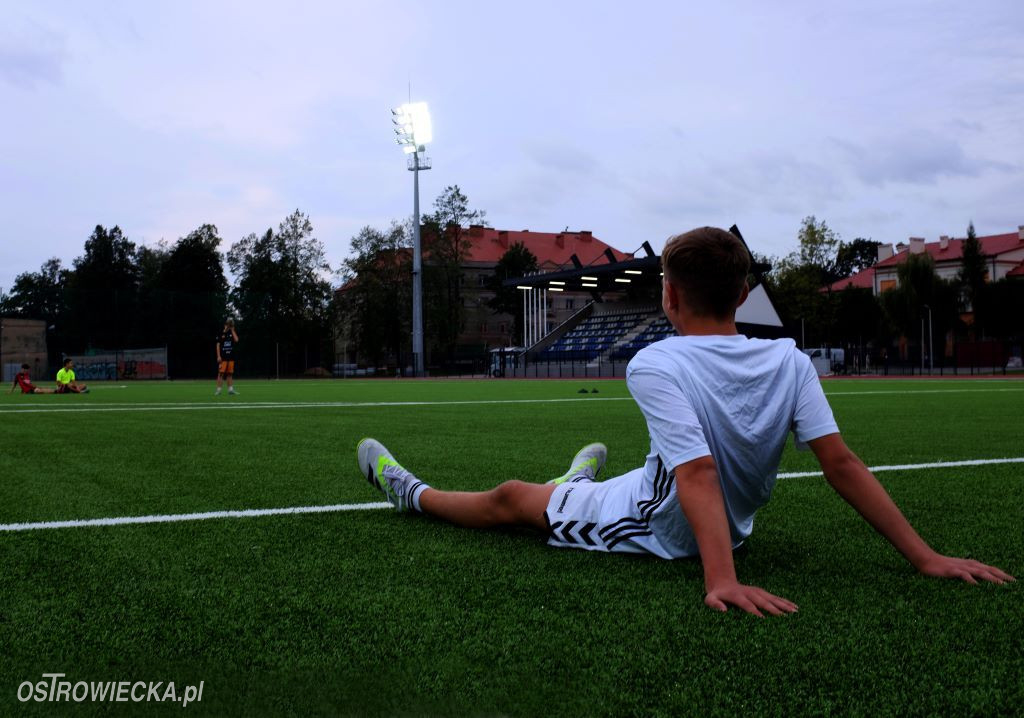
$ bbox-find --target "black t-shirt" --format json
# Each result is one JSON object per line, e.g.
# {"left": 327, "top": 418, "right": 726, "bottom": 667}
{"left": 219, "top": 331, "right": 236, "bottom": 359}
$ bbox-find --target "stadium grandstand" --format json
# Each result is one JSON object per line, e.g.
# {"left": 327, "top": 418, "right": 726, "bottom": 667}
{"left": 495, "top": 226, "right": 784, "bottom": 378}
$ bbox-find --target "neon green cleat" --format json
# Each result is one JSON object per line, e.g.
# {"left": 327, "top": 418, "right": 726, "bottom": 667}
{"left": 547, "top": 442, "right": 607, "bottom": 485}
{"left": 357, "top": 438, "right": 421, "bottom": 512}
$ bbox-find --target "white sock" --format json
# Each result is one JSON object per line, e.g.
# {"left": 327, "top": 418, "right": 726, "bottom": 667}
{"left": 408, "top": 481, "right": 430, "bottom": 513}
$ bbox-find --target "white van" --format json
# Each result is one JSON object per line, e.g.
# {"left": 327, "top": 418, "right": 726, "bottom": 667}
{"left": 489, "top": 347, "right": 525, "bottom": 377}
{"left": 802, "top": 347, "right": 845, "bottom": 376}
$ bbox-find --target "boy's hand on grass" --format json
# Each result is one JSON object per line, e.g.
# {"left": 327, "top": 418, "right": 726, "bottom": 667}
{"left": 705, "top": 582, "right": 798, "bottom": 617}
{"left": 917, "top": 554, "right": 1015, "bottom": 585}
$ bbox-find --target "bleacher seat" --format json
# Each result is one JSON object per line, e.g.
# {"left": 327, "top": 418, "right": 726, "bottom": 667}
{"left": 538, "top": 307, "right": 656, "bottom": 362}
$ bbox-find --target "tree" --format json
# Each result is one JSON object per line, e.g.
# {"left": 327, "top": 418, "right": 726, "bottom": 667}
{"left": 0, "top": 258, "right": 69, "bottom": 364}
{"left": 421, "top": 185, "right": 487, "bottom": 361}
{"left": 65, "top": 225, "right": 140, "bottom": 351}
{"left": 227, "top": 210, "right": 332, "bottom": 375}
{"left": 762, "top": 258, "right": 831, "bottom": 346}
{"left": 957, "top": 221, "right": 987, "bottom": 328}
{"left": 134, "top": 241, "right": 171, "bottom": 347}
{"left": 984, "top": 279, "right": 1024, "bottom": 340}
{"left": 833, "top": 238, "right": 882, "bottom": 279}
{"left": 157, "top": 224, "right": 229, "bottom": 377}
{"left": 832, "top": 286, "right": 884, "bottom": 348}
{"left": 337, "top": 222, "right": 412, "bottom": 367}
{"left": 161, "top": 224, "right": 228, "bottom": 295}
{"left": 1, "top": 257, "right": 67, "bottom": 321}
{"left": 796, "top": 215, "right": 842, "bottom": 283}
{"left": 487, "top": 242, "right": 538, "bottom": 345}
{"left": 880, "top": 252, "right": 960, "bottom": 364}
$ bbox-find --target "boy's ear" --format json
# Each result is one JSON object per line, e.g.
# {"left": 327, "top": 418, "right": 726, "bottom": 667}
{"left": 736, "top": 282, "right": 750, "bottom": 309}
{"left": 663, "top": 278, "right": 679, "bottom": 311}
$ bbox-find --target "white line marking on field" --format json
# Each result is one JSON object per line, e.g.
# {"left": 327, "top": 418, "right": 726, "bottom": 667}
{"left": 0, "top": 502, "right": 393, "bottom": 532}
{"left": 2, "top": 457, "right": 1021, "bottom": 533}
{"left": 777, "top": 456, "right": 1024, "bottom": 479}
{"left": 825, "top": 388, "right": 1024, "bottom": 396}
{"left": 0, "top": 397, "right": 634, "bottom": 414}
{"left": 2, "top": 387, "right": 1023, "bottom": 414}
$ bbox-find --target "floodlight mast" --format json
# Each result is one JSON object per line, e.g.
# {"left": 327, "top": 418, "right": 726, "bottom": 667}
{"left": 392, "top": 102, "right": 432, "bottom": 376}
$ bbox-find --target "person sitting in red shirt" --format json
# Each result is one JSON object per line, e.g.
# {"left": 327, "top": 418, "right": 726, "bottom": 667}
{"left": 8, "top": 363, "right": 54, "bottom": 394}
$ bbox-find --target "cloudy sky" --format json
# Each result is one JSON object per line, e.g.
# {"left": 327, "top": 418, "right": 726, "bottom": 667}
{"left": 1, "top": 1, "right": 1021, "bottom": 291}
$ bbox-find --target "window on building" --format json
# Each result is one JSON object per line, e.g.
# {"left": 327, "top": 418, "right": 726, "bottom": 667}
{"left": 479, "top": 322, "right": 488, "bottom": 333}
{"left": 879, "top": 279, "right": 897, "bottom": 293}
{"left": 565, "top": 298, "right": 575, "bottom": 310}
{"left": 498, "top": 323, "right": 507, "bottom": 334}
{"left": 477, "top": 273, "right": 492, "bottom": 287}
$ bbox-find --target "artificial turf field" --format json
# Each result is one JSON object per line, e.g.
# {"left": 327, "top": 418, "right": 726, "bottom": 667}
{"left": 1, "top": 378, "right": 1022, "bottom": 716}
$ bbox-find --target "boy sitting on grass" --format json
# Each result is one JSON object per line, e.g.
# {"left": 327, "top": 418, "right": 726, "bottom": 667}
{"left": 8, "top": 363, "right": 54, "bottom": 394}
{"left": 56, "top": 358, "right": 88, "bottom": 394}
{"left": 356, "top": 226, "right": 1013, "bottom": 616}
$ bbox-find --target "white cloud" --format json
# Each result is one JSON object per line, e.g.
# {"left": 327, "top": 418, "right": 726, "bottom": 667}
{"left": 2, "top": 0, "right": 1023, "bottom": 290}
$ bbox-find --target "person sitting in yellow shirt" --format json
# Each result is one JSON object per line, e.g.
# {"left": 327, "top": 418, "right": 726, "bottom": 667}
{"left": 56, "top": 358, "right": 89, "bottom": 394}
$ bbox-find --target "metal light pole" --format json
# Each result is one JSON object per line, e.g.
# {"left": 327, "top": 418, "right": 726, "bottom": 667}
{"left": 923, "top": 304, "right": 933, "bottom": 374}
{"left": 410, "top": 150, "right": 425, "bottom": 376}
{"left": 392, "top": 102, "right": 433, "bottom": 377}
{"left": 920, "top": 318, "right": 925, "bottom": 374}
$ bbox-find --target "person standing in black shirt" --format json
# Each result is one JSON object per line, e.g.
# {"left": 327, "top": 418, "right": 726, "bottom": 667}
{"left": 215, "top": 318, "right": 239, "bottom": 396}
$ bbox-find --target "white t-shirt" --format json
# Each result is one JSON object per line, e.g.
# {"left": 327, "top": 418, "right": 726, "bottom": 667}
{"left": 624, "top": 334, "right": 838, "bottom": 555}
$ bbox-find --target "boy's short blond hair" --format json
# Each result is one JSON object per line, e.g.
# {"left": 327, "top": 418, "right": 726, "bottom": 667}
{"left": 661, "top": 227, "right": 750, "bottom": 319}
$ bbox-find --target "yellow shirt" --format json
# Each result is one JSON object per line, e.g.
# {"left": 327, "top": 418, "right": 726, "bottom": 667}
{"left": 56, "top": 367, "right": 75, "bottom": 385}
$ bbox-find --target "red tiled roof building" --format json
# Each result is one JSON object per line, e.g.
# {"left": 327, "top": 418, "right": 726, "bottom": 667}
{"left": 826, "top": 226, "right": 1024, "bottom": 294}
{"left": 453, "top": 226, "right": 632, "bottom": 348}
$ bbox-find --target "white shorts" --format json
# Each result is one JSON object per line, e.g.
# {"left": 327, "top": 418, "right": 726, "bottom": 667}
{"left": 543, "top": 464, "right": 693, "bottom": 560}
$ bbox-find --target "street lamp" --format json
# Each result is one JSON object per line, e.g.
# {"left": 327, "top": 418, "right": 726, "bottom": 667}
{"left": 392, "top": 101, "right": 433, "bottom": 376}
{"left": 922, "top": 304, "right": 933, "bottom": 374}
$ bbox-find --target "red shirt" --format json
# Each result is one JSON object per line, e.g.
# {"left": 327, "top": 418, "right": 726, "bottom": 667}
{"left": 15, "top": 371, "right": 36, "bottom": 393}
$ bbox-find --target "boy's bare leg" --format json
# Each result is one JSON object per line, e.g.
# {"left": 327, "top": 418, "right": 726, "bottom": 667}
{"left": 358, "top": 439, "right": 605, "bottom": 533}
{"left": 418, "top": 482, "right": 555, "bottom": 531}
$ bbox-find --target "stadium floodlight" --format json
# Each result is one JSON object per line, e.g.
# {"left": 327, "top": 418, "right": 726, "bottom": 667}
{"left": 516, "top": 285, "right": 532, "bottom": 290}
{"left": 392, "top": 102, "right": 433, "bottom": 154}
{"left": 581, "top": 282, "right": 597, "bottom": 288}
{"left": 392, "top": 100, "right": 433, "bottom": 376}
{"left": 547, "top": 287, "right": 564, "bottom": 292}
{"left": 624, "top": 270, "right": 642, "bottom": 275}
{"left": 549, "top": 281, "right": 565, "bottom": 286}
{"left": 615, "top": 278, "right": 631, "bottom": 283}
{"left": 581, "top": 276, "right": 598, "bottom": 281}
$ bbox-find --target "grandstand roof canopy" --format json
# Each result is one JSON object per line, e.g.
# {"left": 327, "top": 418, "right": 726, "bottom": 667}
{"left": 505, "top": 225, "right": 784, "bottom": 329}
{"left": 504, "top": 224, "right": 773, "bottom": 294}
{"left": 504, "top": 254, "right": 662, "bottom": 292}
